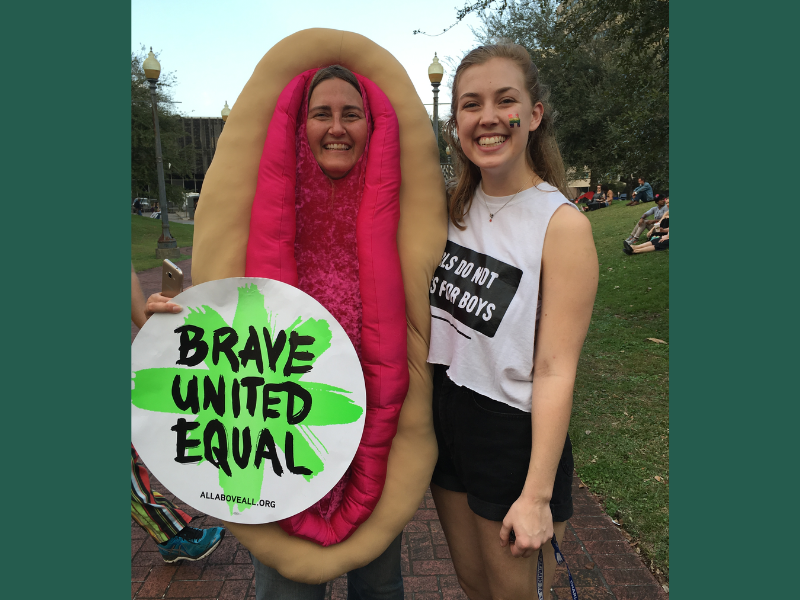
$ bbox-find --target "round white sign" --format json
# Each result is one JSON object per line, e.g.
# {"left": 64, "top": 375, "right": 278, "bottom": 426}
{"left": 131, "top": 277, "right": 366, "bottom": 524}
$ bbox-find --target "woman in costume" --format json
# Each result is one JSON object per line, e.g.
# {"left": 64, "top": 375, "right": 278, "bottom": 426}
{"left": 427, "top": 44, "right": 598, "bottom": 600}
{"left": 144, "top": 29, "right": 447, "bottom": 599}
{"left": 246, "top": 62, "right": 404, "bottom": 600}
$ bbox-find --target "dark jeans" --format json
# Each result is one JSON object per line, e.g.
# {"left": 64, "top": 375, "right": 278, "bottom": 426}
{"left": 250, "top": 533, "right": 403, "bottom": 600}
{"left": 633, "top": 191, "right": 652, "bottom": 203}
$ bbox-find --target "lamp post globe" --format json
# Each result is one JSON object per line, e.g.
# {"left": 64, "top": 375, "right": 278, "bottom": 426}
{"left": 145, "top": 47, "right": 179, "bottom": 258}
{"left": 428, "top": 53, "right": 444, "bottom": 149}
{"left": 143, "top": 48, "right": 161, "bottom": 80}
{"left": 221, "top": 101, "right": 230, "bottom": 123}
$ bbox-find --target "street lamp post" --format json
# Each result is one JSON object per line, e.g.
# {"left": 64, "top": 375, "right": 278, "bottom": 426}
{"left": 221, "top": 101, "right": 230, "bottom": 125}
{"left": 428, "top": 53, "right": 444, "bottom": 150}
{"left": 143, "top": 48, "right": 179, "bottom": 259}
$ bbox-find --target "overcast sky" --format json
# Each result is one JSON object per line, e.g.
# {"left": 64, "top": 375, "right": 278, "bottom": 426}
{"left": 132, "top": 0, "right": 488, "bottom": 119}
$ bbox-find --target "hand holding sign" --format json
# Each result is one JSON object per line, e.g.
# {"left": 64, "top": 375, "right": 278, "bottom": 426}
{"left": 144, "top": 291, "right": 184, "bottom": 319}
{"left": 131, "top": 278, "right": 366, "bottom": 524}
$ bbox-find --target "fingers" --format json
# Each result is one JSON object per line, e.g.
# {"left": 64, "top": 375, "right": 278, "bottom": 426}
{"left": 501, "top": 520, "right": 545, "bottom": 557}
{"left": 144, "top": 293, "right": 183, "bottom": 320}
{"left": 501, "top": 518, "right": 551, "bottom": 558}
{"left": 148, "top": 301, "right": 182, "bottom": 314}
{"left": 510, "top": 540, "right": 526, "bottom": 558}
{"left": 508, "top": 531, "right": 543, "bottom": 558}
{"left": 518, "top": 546, "right": 535, "bottom": 559}
{"left": 499, "top": 520, "right": 511, "bottom": 547}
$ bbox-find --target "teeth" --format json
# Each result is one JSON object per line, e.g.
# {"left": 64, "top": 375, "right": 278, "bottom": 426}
{"left": 324, "top": 144, "right": 351, "bottom": 150}
{"left": 478, "top": 136, "right": 507, "bottom": 146}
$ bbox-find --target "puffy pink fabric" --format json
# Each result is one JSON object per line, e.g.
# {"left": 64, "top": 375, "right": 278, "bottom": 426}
{"left": 244, "top": 70, "right": 408, "bottom": 546}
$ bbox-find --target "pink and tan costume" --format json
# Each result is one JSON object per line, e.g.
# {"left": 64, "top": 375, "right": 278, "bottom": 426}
{"left": 191, "top": 29, "right": 446, "bottom": 583}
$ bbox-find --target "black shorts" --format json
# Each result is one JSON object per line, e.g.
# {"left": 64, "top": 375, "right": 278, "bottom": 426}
{"left": 431, "top": 364, "right": 574, "bottom": 523}
{"left": 653, "top": 237, "right": 669, "bottom": 251}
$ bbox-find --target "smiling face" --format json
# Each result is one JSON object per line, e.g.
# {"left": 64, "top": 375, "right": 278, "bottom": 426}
{"left": 306, "top": 78, "right": 368, "bottom": 180}
{"left": 455, "top": 58, "right": 542, "bottom": 178}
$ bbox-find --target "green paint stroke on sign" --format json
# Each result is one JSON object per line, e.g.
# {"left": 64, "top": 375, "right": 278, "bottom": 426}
{"left": 131, "top": 283, "right": 363, "bottom": 515}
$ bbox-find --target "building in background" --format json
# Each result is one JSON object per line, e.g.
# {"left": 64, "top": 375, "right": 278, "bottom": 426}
{"left": 567, "top": 167, "right": 591, "bottom": 200}
{"left": 170, "top": 116, "right": 224, "bottom": 194}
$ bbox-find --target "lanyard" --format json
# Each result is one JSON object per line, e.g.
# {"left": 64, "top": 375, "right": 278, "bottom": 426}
{"left": 537, "top": 535, "right": 578, "bottom": 600}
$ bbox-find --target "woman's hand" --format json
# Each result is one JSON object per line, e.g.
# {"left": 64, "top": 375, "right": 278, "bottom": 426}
{"left": 499, "top": 496, "right": 554, "bottom": 558}
{"left": 143, "top": 292, "right": 184, "bottom": 322}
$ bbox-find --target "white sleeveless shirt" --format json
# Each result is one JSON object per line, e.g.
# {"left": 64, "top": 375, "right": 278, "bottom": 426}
{"left": 427, "top": 182, "right": 580, "bottom": 412}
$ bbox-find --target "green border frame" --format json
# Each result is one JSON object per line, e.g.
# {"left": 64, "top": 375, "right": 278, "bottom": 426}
{"left": 672, "top": 1, "right": 798, "bottom": 597}
{"left": 5, "top": 2, "right": 130, "bottom": 595}
{"left": 8, "top": 1, "right": 797, "bottom": 596}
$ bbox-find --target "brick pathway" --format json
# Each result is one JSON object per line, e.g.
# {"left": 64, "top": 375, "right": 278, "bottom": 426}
{"left": 131, "top": 257, "right": 668, "bottom": 600}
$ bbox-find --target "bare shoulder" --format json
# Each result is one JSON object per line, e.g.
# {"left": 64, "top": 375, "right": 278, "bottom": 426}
{"left": 541, "top": 202, "right": 597, "bottom": 283}
{"left": 544, "top": 203, "right": 593, "bottom": 247}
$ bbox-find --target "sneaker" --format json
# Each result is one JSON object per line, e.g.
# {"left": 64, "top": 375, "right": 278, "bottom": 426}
{"left": 623, "top": 241, "right": 633, "bottom": 255}
{"left": 157, "top": 526, "right": 225, "bottom": 563}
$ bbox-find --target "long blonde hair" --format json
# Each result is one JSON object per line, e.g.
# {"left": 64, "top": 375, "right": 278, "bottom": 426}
{"left": 444, "top": 44, "right": 569, "bottom": 229}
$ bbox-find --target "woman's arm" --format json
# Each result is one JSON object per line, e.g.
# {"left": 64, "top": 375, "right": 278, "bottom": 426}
{"left": 131, "top": 263, "right": 186, "bottom": 327}
{"left": 499, "top": 205, "right": 598, "bottom": 558}
{"left": 650, "top": 213, "right": 670, "bottom": 236}
{"left": 131, "top": 264, "right": 148, "bottom": 328}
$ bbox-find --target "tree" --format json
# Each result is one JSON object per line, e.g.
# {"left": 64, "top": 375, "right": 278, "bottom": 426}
{"left": 431, "top": 117, "right": 450, "bottom": 162}
{"left": 557, "top": 0, "right": 669, "bottom": 189}
{"left": 131, "top": 46, "right": 195, "bottom": 206}
{"left": 417, "top": 0, "right": 669, "bottom": 189}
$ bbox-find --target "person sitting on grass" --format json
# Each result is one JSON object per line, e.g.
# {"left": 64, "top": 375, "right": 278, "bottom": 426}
{"left": 574, "top": 189, "right": 594, "bottom": 205}
{"left": 646, "top": 213, "right": 669, "bottom": 240}
{"left": 623, "top": 233, "right": 669, "bottom": 255}
{"left": 626, "top": 177, "right": 653, "bottom": 205}
{"left": 624, "top": 196, "right": 668, "bottom": 244}
{"left": 584, "top": 184, "right": 611, "bottom": 211}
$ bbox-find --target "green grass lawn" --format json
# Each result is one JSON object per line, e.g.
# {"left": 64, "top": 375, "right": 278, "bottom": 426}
{"left": 571, "top": 201, "right": 669, "bottom": 579}
{"left": 131, "top": 215, "right": 194, "bottom": 272}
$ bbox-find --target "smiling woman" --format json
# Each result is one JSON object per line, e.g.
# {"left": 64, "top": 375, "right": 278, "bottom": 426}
{"left": 428, "top": 43, "right": 598, "bottom": 600}
{"left": 305, "top": 66, "right": 368, "bottom": 179}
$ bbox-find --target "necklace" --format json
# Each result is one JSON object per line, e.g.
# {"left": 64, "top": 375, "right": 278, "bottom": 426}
{"left": 481, "top": 187, "right": 523, "bottom": 222}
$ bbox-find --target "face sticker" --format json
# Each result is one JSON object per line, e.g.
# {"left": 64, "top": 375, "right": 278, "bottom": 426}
{"left": 508, "top": 114, "right": 520, "bottom": 128}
